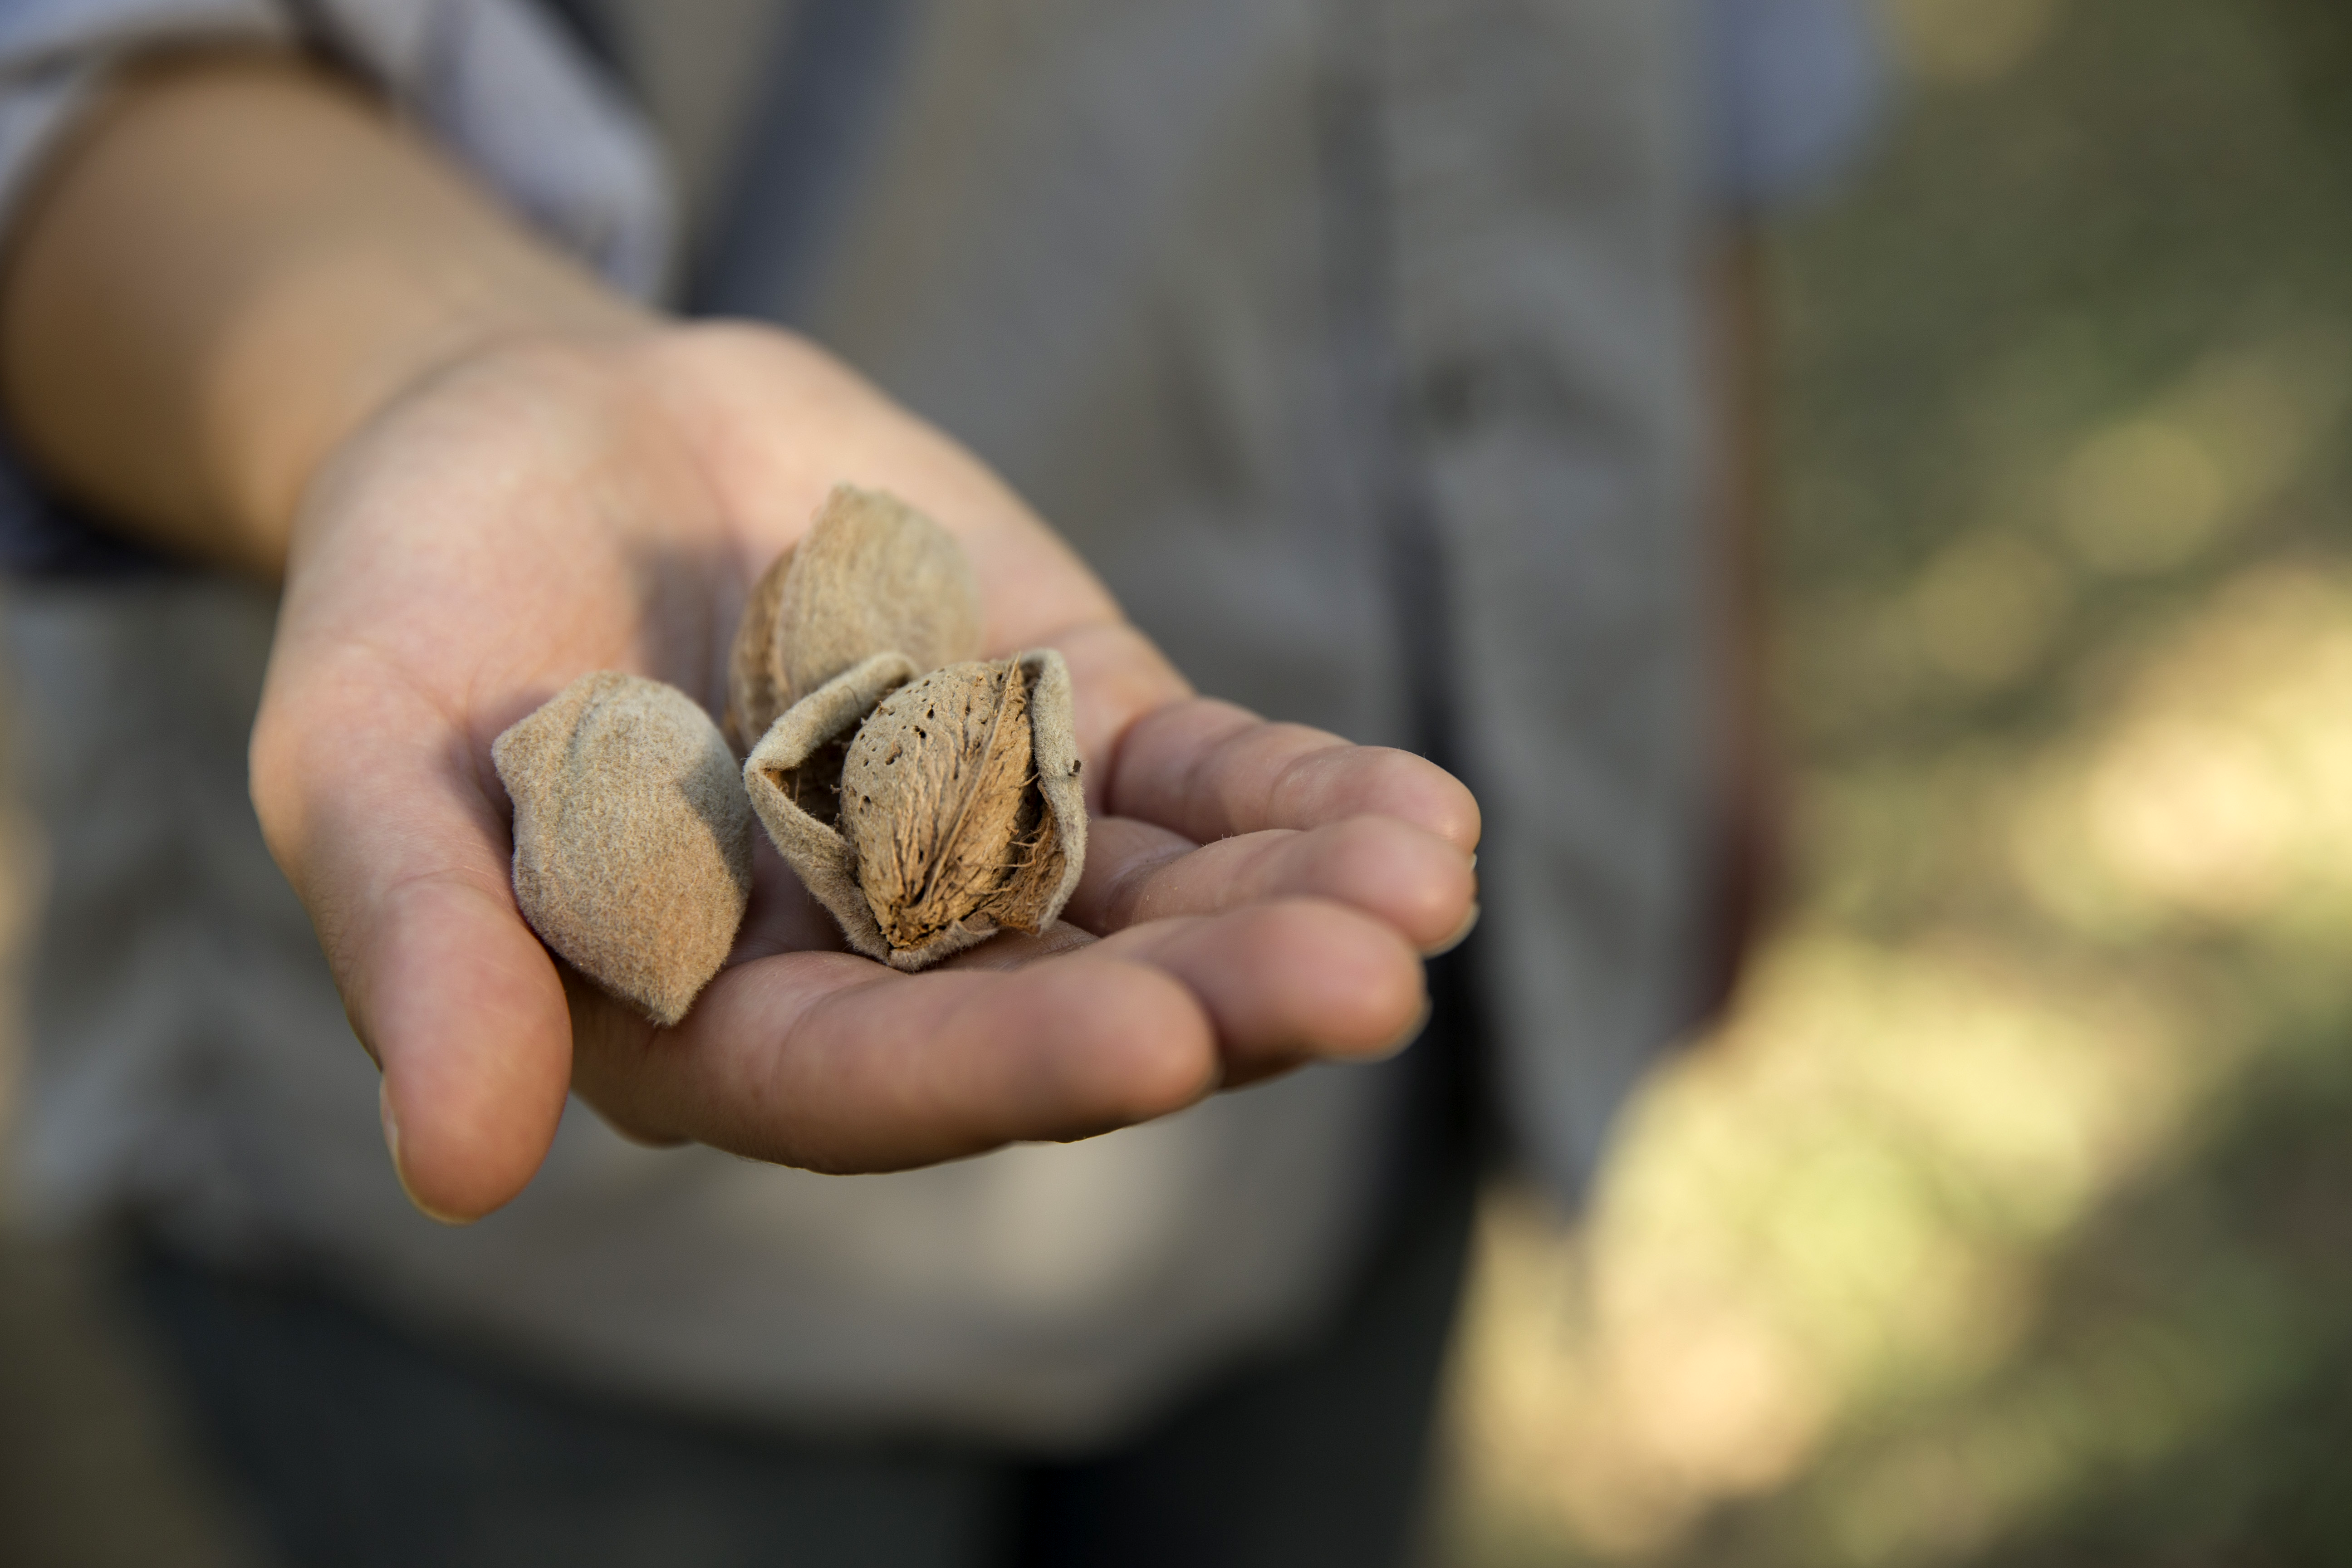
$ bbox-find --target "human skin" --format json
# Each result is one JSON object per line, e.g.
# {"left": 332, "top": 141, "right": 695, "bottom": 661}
{"left": 0, "top": 52, "right": 1480, "bottom": 1222}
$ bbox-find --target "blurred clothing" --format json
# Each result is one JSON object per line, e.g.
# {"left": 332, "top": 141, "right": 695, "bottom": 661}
{"left": 1704, "top": 0, "right": 1886, "bottom": 207}
{"left": 0, "top": 0, "right": 667, "bottom": 295}
{"left": 0, "top": 0, "right": 1873, "bottom": 1454}
{"left": 132, "top": 967, "right": 1478, "bottom": 1568}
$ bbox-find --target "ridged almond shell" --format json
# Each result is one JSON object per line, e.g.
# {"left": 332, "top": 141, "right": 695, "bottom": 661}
{"left": 744, "top": 651, "right": 1086, "bottom": 970}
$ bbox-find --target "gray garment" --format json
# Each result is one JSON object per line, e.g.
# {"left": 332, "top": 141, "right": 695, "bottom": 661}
{"left": 1705, "top": 0, "right": 1885, "bottom": 207}
{"left": 0, "top": 0, "right": 670, "bottom": 297}
{"left": 130, "top": 1030, "right": 1473, "bottom": 1568}
{"left": 714, "top": 0, "right": 1720, "bottom": 1195}
{"left": 0, "top": 0, "right": 1769, "bottom": 1442}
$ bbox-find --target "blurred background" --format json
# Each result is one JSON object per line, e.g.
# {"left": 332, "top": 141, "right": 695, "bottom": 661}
{"left": 5, "top": 0, "right": 2352, "bottom": 1561}
{"left": 1443, "top": 0, "right": 2352, "bottom": 1561}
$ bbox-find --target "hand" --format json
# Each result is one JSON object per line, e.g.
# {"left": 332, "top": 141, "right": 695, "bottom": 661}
{"left": 0, "top": 52, "right": 1477, "bottom": 1221}
{"left": 251, "top": 323, "right": 1481, "bottom": 1221}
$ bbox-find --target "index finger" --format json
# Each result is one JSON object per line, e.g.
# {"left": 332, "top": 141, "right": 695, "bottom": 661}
{"left": 1103, "top": 699, "right": 1481, "bottom": 851}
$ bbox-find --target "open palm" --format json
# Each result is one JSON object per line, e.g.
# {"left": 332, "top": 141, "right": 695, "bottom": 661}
{"left": 249, "top": 323, "right": 1480, "bottom": 1222}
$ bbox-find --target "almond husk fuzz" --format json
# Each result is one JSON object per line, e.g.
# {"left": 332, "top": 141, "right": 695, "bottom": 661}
{"left": 745, "top": 649, "right": 1086, "bottom": 971}
{"left": 494, "top": 672, "right": 753, "bottom": 1025}
{"left": 723, "top": 485, "right": 984, "bottom": 753}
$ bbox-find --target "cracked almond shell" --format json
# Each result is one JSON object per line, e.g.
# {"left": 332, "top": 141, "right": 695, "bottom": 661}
{"left": 744, "top": 650, "right": 1086, "bottom": 970}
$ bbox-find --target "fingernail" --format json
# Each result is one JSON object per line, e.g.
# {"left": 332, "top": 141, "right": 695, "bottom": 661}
{"left": 1422, "top": 901, "right": 1481, "bottom": 958}
{"left": 380, "top": 1081, "right": 467, "bottom": 1227}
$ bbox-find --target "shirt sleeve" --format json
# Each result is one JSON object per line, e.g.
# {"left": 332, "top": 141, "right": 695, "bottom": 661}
{"left": 1703, "top": 0, "right": 1888, "bottom": 210}
{"left": 0, "top": 0, "right": 673, "bottom": 293}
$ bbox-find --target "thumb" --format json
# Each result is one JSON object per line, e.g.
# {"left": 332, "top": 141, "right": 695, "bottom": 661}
{"left": 252, "top": 666, "right": 572, "bottom": 1222}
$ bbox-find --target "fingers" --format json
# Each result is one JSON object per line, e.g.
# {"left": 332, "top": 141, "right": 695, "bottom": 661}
{"left": 1068, "top": 815, "right": 1477, "bottom": 954}
{"left": 1104, "top": 699, "right": 1481, "bottom": 852}
{"left": 572, "top": 952, "right": 1220, "bottom": 1172}
{"left": 572, "top": 892, "right": 1426, "bottom": 1169}
{"left": 1091, "top": 901, "right": 1429, "bottom": 1088}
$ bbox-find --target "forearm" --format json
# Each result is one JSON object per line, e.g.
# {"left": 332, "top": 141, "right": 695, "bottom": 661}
{"left": 0, "top": 49, "right": 645, "bottom": 576}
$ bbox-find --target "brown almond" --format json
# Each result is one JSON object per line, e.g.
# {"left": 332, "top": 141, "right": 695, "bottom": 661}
{"left": 839, "top": 659, "right": 1040, "bottom": 951}
{"left": 745, "top": 649, "right": 1087, "bottom": 970}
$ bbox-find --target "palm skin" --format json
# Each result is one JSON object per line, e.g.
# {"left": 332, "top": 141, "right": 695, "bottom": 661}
{"left": 248, "top": 323, "right": 1481, "bottom": 1223}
